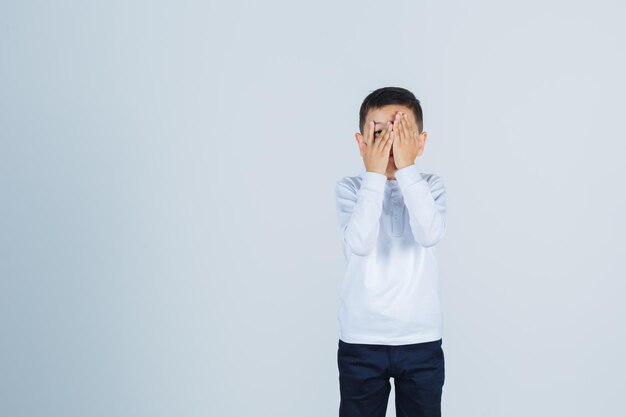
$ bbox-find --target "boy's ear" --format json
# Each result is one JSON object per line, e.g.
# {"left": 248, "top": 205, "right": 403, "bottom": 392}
{"left": 355, "top": 132, "right": 364, "bottom": 157}
{"left": 418, "top": 131, "right": 428, "bottom": 156}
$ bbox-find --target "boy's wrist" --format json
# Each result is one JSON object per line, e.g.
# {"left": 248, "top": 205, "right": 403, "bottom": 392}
{"left": 395, "top": 163, "right": 425, "bottom": 187}
{"left": 361, "top": 171, "right": 387, "bottom": 194}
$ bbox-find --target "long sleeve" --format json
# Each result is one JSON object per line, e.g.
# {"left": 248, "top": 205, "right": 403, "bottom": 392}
{"left": 395, "top": 163, "right": 447, "bottom": 247}
{"left": 334, "top": 172, "right": 387, "bottom": 258}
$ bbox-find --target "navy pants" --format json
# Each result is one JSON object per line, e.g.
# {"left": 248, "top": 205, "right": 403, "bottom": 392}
{"left": 337, "top": 338, "right": 445, "bottom": 417}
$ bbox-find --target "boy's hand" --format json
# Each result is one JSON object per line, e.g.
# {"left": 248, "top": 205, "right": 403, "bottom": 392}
{"left": 359, "top": 120, "right": 394, "bottom": 175}
{"left": 391, "top": 111, "right": 424, "bottom": 169}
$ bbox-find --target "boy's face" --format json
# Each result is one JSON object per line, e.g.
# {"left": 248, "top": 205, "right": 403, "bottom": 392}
{"left": 355, "top": 104, "right": 427, "bottom": 171}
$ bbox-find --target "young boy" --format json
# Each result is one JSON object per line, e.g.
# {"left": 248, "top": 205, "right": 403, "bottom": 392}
{"left": 334, "top": 87, "right": 447, "bottom": 417}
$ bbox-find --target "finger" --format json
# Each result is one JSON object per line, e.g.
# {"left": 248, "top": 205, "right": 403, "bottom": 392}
{"left": 373, "top": 126, "right": 384, "bottom": 153}
{"left": 385, "top": 122, "right": 394, "bottom": 149}
{"left": 374, "top": 123, "right": 386, "bottom": 146}
{"left": 397, "top": 113, "right": 406, "bottom": 143}
{"left": 385, "top": 124, "right": 398, "bottom": 150}
{"left": 380, "top": 122, "right": 393, "bottom": 150}
{"left": 405, "top": 113, "right": 413, "bottom": 140}
{"left": 409, "top": 118, "right": 420, "bottom": 139}
{"left": 365, "top": 121, "right": 374, "bottom": 147}
{"left": 383, "top": 128, "right": 394, "bottom": 152}
{"left": 375, "top": 124, "right": 385, "bottom": 145}
{"left": 401, "top": 113, "right": 414, "bottom": 140}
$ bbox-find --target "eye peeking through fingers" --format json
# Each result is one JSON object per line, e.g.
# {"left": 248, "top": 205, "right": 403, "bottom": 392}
{"left": 374, "top": 130, "right": 382, "bottom": 136}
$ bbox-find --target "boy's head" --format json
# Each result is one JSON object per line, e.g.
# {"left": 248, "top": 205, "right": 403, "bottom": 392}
{"left": 358, "top": 86, "right": 423, "bottom": 135}
{"left": 355, "top": 86, "right": 428, "bottom": 170}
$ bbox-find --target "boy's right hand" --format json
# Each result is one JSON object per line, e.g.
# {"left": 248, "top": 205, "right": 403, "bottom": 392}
{"left": 359, "top": 121, "right": 394, "bottom": 175}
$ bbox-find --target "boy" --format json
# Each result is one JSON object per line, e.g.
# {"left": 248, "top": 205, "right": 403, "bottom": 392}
{"left": 334, "top": 87, "right": 447, "bottom": 417}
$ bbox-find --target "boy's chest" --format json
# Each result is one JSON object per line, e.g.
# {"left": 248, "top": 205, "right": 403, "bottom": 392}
{"left": 381, "top": 189, "right": 407, "bottom": 238}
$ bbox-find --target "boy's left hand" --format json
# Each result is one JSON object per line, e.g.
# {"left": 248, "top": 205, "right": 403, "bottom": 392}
{"left": 392, "top": 111, "right": 424, "bottom": 169}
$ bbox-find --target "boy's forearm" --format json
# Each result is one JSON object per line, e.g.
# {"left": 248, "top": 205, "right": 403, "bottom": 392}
{"left": 395, "top": 164, "right": 447, "bottom": 247}
{"left": 338, "top": 172, "right": 387, "bottom": 256}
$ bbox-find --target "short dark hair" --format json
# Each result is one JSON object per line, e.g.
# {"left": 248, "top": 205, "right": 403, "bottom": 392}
{"left": 358, "top": 86, "right": 423, "bottom": 135}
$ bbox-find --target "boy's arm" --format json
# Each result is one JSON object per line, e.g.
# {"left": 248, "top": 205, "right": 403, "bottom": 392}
{"left": 335, "top": 172, "right": 387, "bottom": 257}
{"left": 395, "top": 163, "right": 447, "bottom": 247}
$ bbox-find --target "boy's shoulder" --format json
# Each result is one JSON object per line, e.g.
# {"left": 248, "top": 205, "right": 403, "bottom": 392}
{"left": 335, "top": 171, "right": 364, "bottom": 192}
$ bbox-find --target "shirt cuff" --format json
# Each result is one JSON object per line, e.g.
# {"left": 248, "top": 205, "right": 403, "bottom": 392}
{"left": 395, "top": 163, "right": 425, "bottom": 188}
{"left": 361, "top": 171, "right": 387, "bottom": 194}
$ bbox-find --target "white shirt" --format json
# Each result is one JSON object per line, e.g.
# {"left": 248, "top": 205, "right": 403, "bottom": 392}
{"left": 334, "top": 163, "right": 447, "bottom": 345}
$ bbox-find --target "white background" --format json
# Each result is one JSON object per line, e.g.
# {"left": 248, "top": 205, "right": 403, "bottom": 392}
{"left": 1, "top": 1, "right": 625, "bottom": 416}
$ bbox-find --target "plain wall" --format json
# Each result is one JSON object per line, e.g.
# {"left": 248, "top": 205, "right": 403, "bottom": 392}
{"left": 1, "top": 0, "right": 625, "bottom": 416}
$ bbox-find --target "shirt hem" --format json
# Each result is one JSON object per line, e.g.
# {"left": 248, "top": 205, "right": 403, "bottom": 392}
{"left": 338, "top": 331, "right": 442, "bottom": 346}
